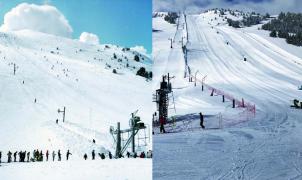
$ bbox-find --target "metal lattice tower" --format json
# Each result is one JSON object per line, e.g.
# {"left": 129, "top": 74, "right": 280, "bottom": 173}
{"left": 153, "top": 73, "right": 173, "bottom": 124}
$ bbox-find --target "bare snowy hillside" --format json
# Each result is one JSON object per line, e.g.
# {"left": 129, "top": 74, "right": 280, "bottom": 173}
{"left": 0, "top": 29, "right": 152, "bottom": 179}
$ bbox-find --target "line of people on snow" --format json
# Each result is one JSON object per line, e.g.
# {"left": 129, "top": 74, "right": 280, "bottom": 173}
{"left": 0, "top": 149, "right": 152, "bottom": 164}
{"left": 83, "top": 150, "right": 152, "bottom": 160}
{"left": 0, "top": 149, "right": 72, "bottom": 163}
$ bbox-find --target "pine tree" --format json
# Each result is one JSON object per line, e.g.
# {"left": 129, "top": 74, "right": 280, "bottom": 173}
{"left": 270, "top": 30, "right": 277, "bottom": 37}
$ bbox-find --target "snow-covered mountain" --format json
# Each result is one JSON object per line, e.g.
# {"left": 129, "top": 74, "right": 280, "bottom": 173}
{"left": 153, "top": 10, "right": 302, "bottom": 180}
{"left": 0, "top": 29, "right": 152, "bottom": 155}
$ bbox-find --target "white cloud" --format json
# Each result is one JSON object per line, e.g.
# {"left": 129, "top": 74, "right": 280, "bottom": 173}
{"left": 130, "top": 46, "right": 147, "bottom": 55}
{"left": 79, "top": 32, "right": 100, "bottom": 45}
{"left": 0, "top": 3, "right": 73, "bottom": 38}
{"left": 153, "top": 0, "right": 302, "bottom": 14}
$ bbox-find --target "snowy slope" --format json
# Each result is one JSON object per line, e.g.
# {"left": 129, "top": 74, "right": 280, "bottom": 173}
{"left": 153, "top": 10, "right": 302, "bottom": 180}
{"left": 0, "top": 30, "right": 152, "bottom": 179}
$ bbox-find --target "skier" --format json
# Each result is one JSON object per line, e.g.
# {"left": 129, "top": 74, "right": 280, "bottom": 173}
{"left": 200, "top": 112, "right": 205, "bottom": 129}
{"left": 140, "top": 152, "right": 145, "bottom": 158}
{"left": 133, "top": 152, "right": 137, "bottom": 158}
{"left": 159, "top": 116, "right": 166, "bottom": 133}
{"left": 58, "top": 150, "right": 61, "bottom": 161}
{"left": 108, "top": 151, "right": 112, "bottom": 159}
{"left": 46, "top": 150, "right": 49, "bottom": 161}
{"left": 147, "top": 150, "right": 152, "bottom": 158}
{"left": 13, "top": 151, "right": 17, "bottom": 162}
{"left": 92, "top": 139, "right": 96, "bottom": 144}
{"left": 126, "top": 151, "right": 130, "bottom": 158}
{"left": 34, "top": 98, "right": 37, "bottom": 103}
{"left": 0, "top": 151, "right": 2, "bottom": 163}
{"left": 92, "top": 150, "right": 95, "bottom": 160}
{"left": 7, "top": 151, "right": 12, "bottom": 163}
{"left": 40, "top": 150, "right": 44, "bottom": 161}
{"left": 52, "top": 151, "right": 56, "bottom": 161}
{"left": 66, "top": 150, "right": 72, "bottom": 160}
{"left": 100, "top": 153, "right": 105, "bottom": 160}
{"left": 21, "top": 151, "right": 26, "bottom": 162}
{"left": 84, "top": 153, "right": 88, "bottom": 160}
{"left": 56, "top": 119, "right": 58, "bottom": 124}
{"left": 34, "top": 149, "right": 39, "bottom": 161}
{"left": 27, "top": 152, "right": 30, "bottom": 162}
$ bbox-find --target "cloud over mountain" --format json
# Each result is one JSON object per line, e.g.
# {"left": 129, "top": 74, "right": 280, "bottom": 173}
{"left": 0, "top": 3, "right": 73, "bottom": 38}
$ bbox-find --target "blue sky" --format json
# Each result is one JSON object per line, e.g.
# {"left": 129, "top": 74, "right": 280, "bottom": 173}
{"left": 0, "top": 0, "right": 152, "bottom": 53}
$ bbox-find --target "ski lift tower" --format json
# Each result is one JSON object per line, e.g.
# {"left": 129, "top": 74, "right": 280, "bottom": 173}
{"left": 110, "top": 111, "right": 147, "bottom": 158}
{"left": 153, "top": 73, "right": 173, "bottom": 131}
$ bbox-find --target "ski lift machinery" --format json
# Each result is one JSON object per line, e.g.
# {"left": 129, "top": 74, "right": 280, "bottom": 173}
{"left": 110, "top": 110, "right": 150, "bottom": 157}
{"left": 153, "top": 73, "right": 176, "bottom": 125}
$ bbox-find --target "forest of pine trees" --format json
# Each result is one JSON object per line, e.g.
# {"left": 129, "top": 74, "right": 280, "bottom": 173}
{"left": 164, "top": 12, "right": 178, "bottom": 24}
{"left": 262, "top": 12, "right": 302, "bottom": 46}
{"left": 226, "top": 12, "right": 268, "bottom": 28}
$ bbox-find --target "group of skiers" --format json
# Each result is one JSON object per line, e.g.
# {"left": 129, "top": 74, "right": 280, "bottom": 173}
{"left": 83, "top": 150, "right": 112, "bottom": 160}
{"left": 0, "top": 149, "right": 152, "bottom": 164}
{"left": 126, "top": 150, "right": 152, "bottom": 158}
{"left": 1, "top": 149, "right": 72, "bottom": 163}
{"left": 82, "top": 150, "right": 152, "bottom": 160}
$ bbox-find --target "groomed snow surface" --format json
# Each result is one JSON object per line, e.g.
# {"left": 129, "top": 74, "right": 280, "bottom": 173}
{"left": 153, "top": 11, "right": 302, "bottom": 180}
{"left": 0, "top": 29, "right": 152, "bottom": 179}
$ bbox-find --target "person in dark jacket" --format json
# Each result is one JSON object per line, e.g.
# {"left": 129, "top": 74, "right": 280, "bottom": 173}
{"left": 13, "top": 151, "right": 17, "bottom": 162}
{"left": 0, "top": 151, "right": 2, "bottom": 163}
{"left": 46, "top": 150, "right": 49, "bottom": 161}
{"left": 200, "top": 112, "right": 205, "bottom": 129}
{"left": 126, "top": 151, "right": 130, "bottom": 158}
{"left": 84, "top": 153, "right": 88, "bottom": 160}
{"left": 92, "top": 150, "right": 95, "bottom": 160}
{"left": 58, "top": 150, "right": 61, "bottom": 161}
{"left": 52, "top": 151, "right": 56, "bottom": 161}
{"left": 7, "top": 151, "right": 12, "bottom": 163}
{"left": 108, "top": 151, "right": 112, "bottom": 159}
{"left": 100, "top": 153, "right": 105, "bottom": 160}
{"left": 66, "top": 150, "right": 72, "bottom": 160}
{"left": 39, "top": 150, "right": 44, "bottom": 161}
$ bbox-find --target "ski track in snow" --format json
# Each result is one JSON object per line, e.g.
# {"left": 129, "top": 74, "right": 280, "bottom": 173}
{"left": 153, "top": 11, "right": 302, "bottom": 180}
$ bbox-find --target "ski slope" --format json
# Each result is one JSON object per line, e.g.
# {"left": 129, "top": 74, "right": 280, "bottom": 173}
{"left": 0, "top": 29, "right": 152, "bottom": 179}
{"left": 153, "top": 10, "right": 302, "bottom": 180}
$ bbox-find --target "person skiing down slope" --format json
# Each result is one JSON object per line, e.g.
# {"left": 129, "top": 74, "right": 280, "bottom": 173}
{"left": 200, "top": 112, "right": 205, "bottom": 129}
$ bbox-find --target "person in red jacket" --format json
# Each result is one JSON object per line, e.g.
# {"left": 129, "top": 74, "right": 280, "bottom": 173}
{"left": 159, "top": 117, "right": 166, "bottom": 133}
